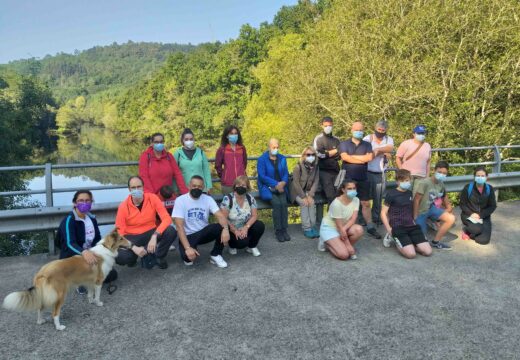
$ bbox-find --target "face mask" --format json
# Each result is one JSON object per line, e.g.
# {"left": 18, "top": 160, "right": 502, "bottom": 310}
{"left": 184, "top": 140, "right": 194, "bottom": 149}
{"left": 190, "top": 188, "right": 203, "bottom": 199}
{"left": 305, "top": 155, "right": 315, "bottom": 164}
{"left": 346, "top": 190, "right": 358, "bottom": 198}
{"left": 153, "top": 143, "right": 165, "bottom": 152}
{"left": 235, "top": 186, "right": 247, "bottom": 195}
{"left": 270, "top": 148, "right": 279, "bottom": 156}
{"left": 434, "top": 172, "right": 447, "bottom": 182}
{"left": 475, "top": 176, "right": 487, "bottom": 185}
{"left": 323, "top": 126, "right": 333, "bottom": 135}
{"left": 399, "top": 181, "right": 411, "bottom": 190}
{"left": 375, "top": 130, "right": 386, "bottom": 139}
{"left": 130, "top": 189, "right": 143, "bottom": 200}
{"left": 352, "top": 130, "right": 364, "bottom": 139}
{"left": 76, "top": 202, "right": 92, "bottom": 213}
{"left": 228, "top": 134, "right": 238, "bottom": 144}
{"left": 415, "top": 134, "right": 425, "bottom": 142}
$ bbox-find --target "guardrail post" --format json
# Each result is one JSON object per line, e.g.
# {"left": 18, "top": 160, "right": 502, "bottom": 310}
{"left": 493, "top": 145, "right": 501, "bottom": 199}
{"left": 45, "top": 163, "right": 55, "bottom": 254}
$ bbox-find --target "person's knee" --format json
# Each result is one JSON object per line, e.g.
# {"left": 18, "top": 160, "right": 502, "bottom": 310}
{"left": 115, "top": 249, "right": 136, "bottom": 266}
{"left": 443, "top": 213, "right": 455, "bottom": 225}
{"left": 475, "top": 235, "right": 491, "bottom": 245}
{"left": 335, "top": 249, "right": 350, "bottom": 260}
{"left": 254, "top": 220, "right": 266, "bottom": 233}
{"left": 402, "top": 251, "right": 416, "bottom": 259}
{"left": 350, "top": 224, "right": 364, "bottom": 237}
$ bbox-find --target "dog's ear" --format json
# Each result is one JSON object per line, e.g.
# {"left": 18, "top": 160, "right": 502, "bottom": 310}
{"left": 104, "top": 231, "right": 117, "bottom": 250}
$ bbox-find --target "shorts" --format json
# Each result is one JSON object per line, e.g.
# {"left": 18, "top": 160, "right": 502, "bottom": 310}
{"left": 355, "top": 180, "right": 370, "bottom": 201}
{"left": 392, "top": 225, "right": 427, "bottom": 247}
{"left": 415, "top": 206, "right": 445, "bottom": 235}
{"left": 319, "top": 222, "right": 340, "bottom": 242}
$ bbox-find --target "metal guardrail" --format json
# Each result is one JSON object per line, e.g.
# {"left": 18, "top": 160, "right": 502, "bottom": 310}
{"left": 0, "top": 145, "right": 519, "bottom": 253}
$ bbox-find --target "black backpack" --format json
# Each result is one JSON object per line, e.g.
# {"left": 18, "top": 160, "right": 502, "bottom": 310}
{"left": 225, "top": 193, "right": 253, "bottom": 208}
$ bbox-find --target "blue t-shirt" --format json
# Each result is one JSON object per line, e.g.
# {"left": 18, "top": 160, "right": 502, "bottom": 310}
{"left": 339, "top": 139, "right": 372, "bottom": 181}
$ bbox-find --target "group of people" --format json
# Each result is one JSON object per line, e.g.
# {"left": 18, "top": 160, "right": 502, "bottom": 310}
{"left": 56, "top": 118, "right": 498, "bottom": 290}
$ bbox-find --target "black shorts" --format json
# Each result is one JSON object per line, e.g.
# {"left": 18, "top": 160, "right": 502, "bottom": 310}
{"left": 392, "top": 225, "right": 427, "bottom": 247}
{"left": 355, "top": 180, "right": 370, "bottom": 201}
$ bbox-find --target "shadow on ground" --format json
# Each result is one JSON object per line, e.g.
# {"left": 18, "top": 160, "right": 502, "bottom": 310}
{"left": 1, "top": 202, "right": 519, "bottom": 360}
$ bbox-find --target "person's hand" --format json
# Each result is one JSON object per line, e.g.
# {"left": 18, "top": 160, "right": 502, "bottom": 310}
{"left": 307, "top": 196, "right": 315, "bottom": 206}
{"left": 470, "top": 213, "right": 480, "bottom": 220}
{"left": 133, "top": 246, "right": 147, "bottom": 258}
{"left": 185, "top": 247, "right": 200, "bottom": 261}
{"left": 386, "top": 226, "right": 392, "bottom": 235}
{"left": 238, "top": 227, "right": 248, "bottom": 239}
{"left": 275, "top": 182, "right": 284, "bottom": 193}
{"left": 147, "top": 234, "right": 157, "bottom": 254}
{"left": 82, "top": 250, "right": 97, "bottom": 265}
{"left": 340, "top": 229, "right": 348, "bottom": 242}
{"left": 317, "top": 151, "right": 326, "bottom": 159}
{"left": 221, "top": 228, "right": 230, "bottom": 245}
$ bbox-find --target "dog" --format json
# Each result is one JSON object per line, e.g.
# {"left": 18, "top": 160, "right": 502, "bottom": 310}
{"left": 2, "top": 228, "right": 131, "bottom": 330}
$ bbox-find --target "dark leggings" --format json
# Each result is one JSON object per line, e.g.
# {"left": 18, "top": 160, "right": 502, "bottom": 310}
{"left": 116, "top": 226, "right": 176, "bottom": 266}
{"left": 229, "top": 220, "right": 265, "bottom": 249}
{"left": 178, "top": 224, "right": 225, "bottom": 262}
{"left": 462, "top": 217, "right": 492, "bottom": 245}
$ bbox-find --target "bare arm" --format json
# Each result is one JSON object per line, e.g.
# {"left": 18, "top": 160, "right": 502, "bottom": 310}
{"left": 340, "top": 153, "right": 373, "bottom": 164}
{"left": 413, "top": 193, "right": 423, "bottom": 219}
{"left": 396, "top": 156, "right": 404, "bottom": 169}
{"left": 381, "top": 205, "right": 391, "bottom": 234}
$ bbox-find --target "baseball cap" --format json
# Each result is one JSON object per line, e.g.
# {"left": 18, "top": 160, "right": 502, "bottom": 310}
{"left": 413, "top": 125, "right": 427, "bottom": 134}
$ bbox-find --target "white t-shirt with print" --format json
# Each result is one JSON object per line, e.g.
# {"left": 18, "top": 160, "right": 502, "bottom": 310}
{"left": 172, "top": 193, "right": 220, "bottom": 235}
{"left": 82, "top": 215, "right": 96, "bottom": 249}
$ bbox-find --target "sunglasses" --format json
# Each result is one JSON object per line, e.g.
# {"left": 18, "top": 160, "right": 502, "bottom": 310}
{"left": 305, "top": 153, "right": 315, "bottom": 157}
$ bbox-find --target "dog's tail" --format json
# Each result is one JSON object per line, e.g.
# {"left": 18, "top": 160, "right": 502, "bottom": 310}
{"left": 3, "top": 276, "right": 57, "bottom": 312}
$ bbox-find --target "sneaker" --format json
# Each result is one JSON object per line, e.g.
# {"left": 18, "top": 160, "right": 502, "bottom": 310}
{"left": 431, "top": 241, "right": 452, "bottom": 251}
{"left": 312, "top": 228, "right": 320, "bottom": 238}
{"left": 317, "top": 240, "right": 326, "bottom": 252}
{"left": 382, "top": 233, "right": 393, "bottom": 248}
{"left": 283, "top": 230, "right": 291, "bottom": 242}
{"left": 367, "top": 227, "right": 382, "bottom": 239}
{"left": 228, "top": 247, "right": 237, "bottom": 255}
{"left": 210, "top": 255, "right": 228, "bottom": 268}
{"left": 140, "top": 254, "right": 158, "bottom": 269}
{"left": 246, "top": 247, "right": 261, "bottom": 257}
{"left": 461, "top": 231, "right": 470, "bottom": 241}
{"left": 157, "top": 257, "right": 168, "bottom": 269}
{"left": 184, "top": 260, "right": 194, "bottom": 266}
{"left": 303, "top": 230, "right": 314, "bottom": 239}
{"left": 169, "top": 245, "right": 176, "bottom": 251}
{"left": 350, "top": 254, "right": 358, "bottom": 260}
{"left": 76, "top": 286, "right": 87, "bottom": 295}
{"left": 275, "top": 230, "right": 285, "bottom": 242}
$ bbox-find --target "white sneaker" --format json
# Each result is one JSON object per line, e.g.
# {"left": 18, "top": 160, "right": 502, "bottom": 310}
{"left": 184, "top": 261, "right": 193, "bottom": 266}
{"left": 383, "top": 233, "right": 393, "bottom": 248}
{"left": 350, "top": 254, "right": 358, "bottom": 260}
{"left": 246, "top": 247, "right": 261, "bottom": 257}
{"left": 228, "top": 247, "right": 237, "bottom": 255}
{"left": 169, "top": 245, "right": 176, "bottom": 251}
{"left": 210, "top": 255, "right": 228, "bottom": 268}
{"left": 317, "top": 239, "right": 326, "bottom": 252}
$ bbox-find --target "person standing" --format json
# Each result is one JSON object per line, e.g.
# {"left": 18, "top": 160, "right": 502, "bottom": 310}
{"left": 459, "top": 166, "right": 497, "bottom": 245}
{"left": 215, "top": 125, "right": 248, "bottom": 194}
{"left": 138, "top": 132, "right": 188, "bottom": 197}
{"left": 396, "top": 125, "right": 431, "bottom": 189}
{"left": 339, "top": 121, "right": 382, "bottom": 239}
{"left": 173, "top": 128, "right": 213, "bottom": 194}
{"left": 313, "top": 117, "right": 340, "bottom": 205}
{"left": 362, "top": 119, "right": 394, "bottom": 225}
{"left": 257, "top": 138, "right": 291, "bottom": 242}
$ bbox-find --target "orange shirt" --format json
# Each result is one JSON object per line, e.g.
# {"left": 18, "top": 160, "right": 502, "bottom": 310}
{"left": 115, "top": 193, "right": 172, "bottom": 236}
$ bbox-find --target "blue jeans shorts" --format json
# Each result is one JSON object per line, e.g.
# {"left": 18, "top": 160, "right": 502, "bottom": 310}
{"left": 415, "top": 206, "right": 445, "bottom": 235}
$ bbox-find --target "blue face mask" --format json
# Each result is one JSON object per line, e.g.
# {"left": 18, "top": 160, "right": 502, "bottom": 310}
{"left": 153, "top": 143, "right": 165, "bottom": 152}
{"left": 346, "top": 190, "right": 358, "bottom": 198}
{"left": 228, "top": 134, "right": 239, "bottom": 144}
{"left": 270, "top": 148, "right": 279, "bottom": 156}
{"left": 415, "top": 134, "right": 425, "bottom": 142}
{"left": 434, "top": 172, "right": 447, "bottom": 182}
{"left": 352, "top": 130, "right": 364, "bottom": 139}
{"left": 399, "top": 181, "right": 411, "bottom": 190}
{"left": 130, "top": 189, "right": 143, "bottom": 199}
{"left": 475, "top": 176, "right": 487, "bottom": 185}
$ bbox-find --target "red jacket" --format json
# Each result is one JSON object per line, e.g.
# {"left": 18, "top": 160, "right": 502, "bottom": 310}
{"left": 215, "top": 144, "right": 248, "bottom": 187}
{"left": 138, "top": 147, "right": 188, "bottom": 196}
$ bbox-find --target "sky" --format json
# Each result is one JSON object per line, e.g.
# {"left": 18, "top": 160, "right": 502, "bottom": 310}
{"left": 0, "top": 0, "right": 298, "bottom": 64}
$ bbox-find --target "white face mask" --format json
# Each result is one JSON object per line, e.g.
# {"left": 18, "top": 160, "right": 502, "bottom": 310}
{"left": 323, "top": 126, "right": 333, "bottom": 134}
{"left": 305, "top": 155, "right": 315, "bottom": 164}
{"left": 184, "top": 140, "right": 194, "bottom": 149}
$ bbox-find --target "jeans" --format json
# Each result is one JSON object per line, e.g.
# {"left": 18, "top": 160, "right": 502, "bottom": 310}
{"left": 229, "top": 220, "right": 265, "bottom": 249}
{"left": 115, "top": 226, "right": 176, "bottom": 266}
{"left": 415, "top": 206, "right": 445, "bottom": 235}
{"left": 270, "top": 192, "right": 288, "bottom": 231}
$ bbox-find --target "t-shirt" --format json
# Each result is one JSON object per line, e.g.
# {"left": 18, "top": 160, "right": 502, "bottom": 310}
{"left": 171, "top": 193, "right": 220, "bottom": 235}
{"left": 396, "top": 139, "right": 431, "bottom": 177}
{"left": 414, "top": 178, "right": 446, "bottom": 214}
{"left": 363, "top": 134, "right": 394, "bottom": 173}
{"left": 384, "top": 189, "right": 415, "bottom": 228}
{"left": 322, "top": 197, "right": 360, "bottom": 228}
{"left": 220, "top": 193, "right": 257, "bottom": 229}
{"left": 339, "top": 139, "right": 372, "bottom": 181}
{"left": 81, "top": 215, "right": 96, "bottom": 249}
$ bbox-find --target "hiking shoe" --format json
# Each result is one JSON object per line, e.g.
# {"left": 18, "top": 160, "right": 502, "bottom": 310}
{"left": 157, "top": 257, "right": 168, "bottom": 269}
{"left": 275, "top": 230, "right": 285, "bottom": 242}
{"left": 76, "top": 286, "right": 87, "bottom": 295}
{"left": 246, "top": 247, "right": 261, "bottom": 257}
{"left": 350, "top": 254, "right": 358, "bottom": 260}
{"left": 367, "top": 227, "right": 382, "bottom": 239}
{"left": 461, "top": 231, "right": 470, "bottom": 241}
{"left": 228, "top": 247, "right": 238, "bottom": 255}
{"left": 383, "top": 233, "right": 394, "bottom": 248}
{"left": 431, "top": 241, "right": 452, "bottom": 250}
{"left": 304, "top": 230, "right": 315, "bottom": 239}
{"left": 210, "top": 255, "right": 228, "bottom": 268}
{"left": 317, "top": 240, "right": 326, "bottom": 252}
{"left": 283, "top": 230, "right": 291, "bottom": 241}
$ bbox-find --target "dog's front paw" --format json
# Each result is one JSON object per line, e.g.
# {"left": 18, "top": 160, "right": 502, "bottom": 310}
{"left": 37, "top": 318, "right": 46, "bottom": 325}
{"left": 55, "top": 325, "right": 66, "bottom": 331}
{"left": 94, "top": 300, "right": 103, "bottom": 307}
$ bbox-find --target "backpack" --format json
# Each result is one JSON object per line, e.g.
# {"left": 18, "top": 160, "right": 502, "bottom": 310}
{"left": 225, "top": 193, "right": 253, "bottom": 208}
{"left": 467, "top": 182, "right": 490, "bottom": 198}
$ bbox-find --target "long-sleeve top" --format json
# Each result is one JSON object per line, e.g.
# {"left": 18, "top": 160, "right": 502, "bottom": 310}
{"left": 215, "top": 144, "right": 248, "bottom": 187}
{"left": 58, "top": 210, "right": 101, "bottom": 258}
{"left": 173, "top": 147, "right": 213, "bottom": 191}
{"left": 257, "top": 151, "right": 289, "bottom": 201}
{"left": 116, "top": 193, "right": 172, "bottom": 236}
{"left": 459, "top": 182, "right": 497, "bottom": 219}
{"left": 138, "top": 146, "right": 188, "bottom": 196}
{"left": 289, "top": 161, "right": 319, "bottom": 203}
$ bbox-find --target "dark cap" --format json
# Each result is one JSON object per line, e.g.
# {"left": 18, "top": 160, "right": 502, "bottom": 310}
{"left": 413, "top": 125, "right": 427, "bottom": 134}
{"left": 321, "top": 116, "right": 333, "bottom": 124}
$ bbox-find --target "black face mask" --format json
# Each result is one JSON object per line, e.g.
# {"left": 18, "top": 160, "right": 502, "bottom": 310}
{"left": 375, "top": 130, "right": 386, "bottom": 139}
{"left": 190, "top": 188, "right": 203, "bottom": 199}
{"left": 235, "top": 186, "right": 247, "bottom": 195}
